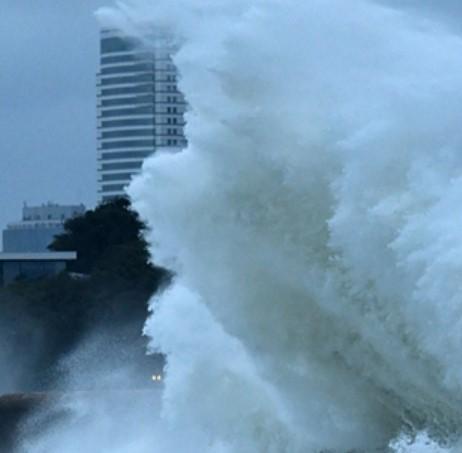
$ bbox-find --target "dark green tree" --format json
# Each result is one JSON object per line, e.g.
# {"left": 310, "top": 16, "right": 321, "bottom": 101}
{"left": 49, "top": 197, "right": 150, "bottom": 275}
{"left": 49, "top": 195, "right": 171, "bottom": 327}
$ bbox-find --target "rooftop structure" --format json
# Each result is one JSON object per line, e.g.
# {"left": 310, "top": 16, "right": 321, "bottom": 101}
{"left": 97, "top": 29, "right": 187, "bottom": 201}
{"left": 2, "top": 203, "right": 85, "bottom": 253}
{"left": 20, "top": 203, "right": 85, "bottom": 222}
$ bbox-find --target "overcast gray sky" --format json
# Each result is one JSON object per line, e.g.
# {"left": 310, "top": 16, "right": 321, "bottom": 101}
{"left": 0, "top": 1, "right": 108, "bottom": 239}
{"left": 1, "top": 1, "right": 462, "bottom": 244}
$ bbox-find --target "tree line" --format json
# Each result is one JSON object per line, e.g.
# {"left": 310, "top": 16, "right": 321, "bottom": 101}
{"left": 0, "top": 197, "right": 169, "bottom": 392}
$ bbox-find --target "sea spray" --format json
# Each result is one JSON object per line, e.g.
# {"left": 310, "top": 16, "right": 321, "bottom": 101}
{"left": 18, "top": 0, "right": 462, "bottom": 451}
{"left": 119, "top": 0, "right": 462, "bottom": 450}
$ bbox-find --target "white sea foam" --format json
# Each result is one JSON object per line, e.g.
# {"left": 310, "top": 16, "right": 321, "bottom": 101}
{"left": 123, "top": 0, "right": 462, "bottom": 450}
{"left": 110, "top": 0, "right": 462, "bottom": 450}
{"left": 389, "top": 432, "right": 451, "bottom": 453}
{"left": 20, "top": 0, "right": 462, "bottom": 451}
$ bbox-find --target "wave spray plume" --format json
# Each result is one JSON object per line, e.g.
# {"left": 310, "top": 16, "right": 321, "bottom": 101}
{"left": 99, "top": 0, "right": 462, "bottom": 451}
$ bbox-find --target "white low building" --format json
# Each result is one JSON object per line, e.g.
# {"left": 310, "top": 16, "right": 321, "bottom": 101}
{"left": 2, "top": 203, "right": 85, "bottom": 253}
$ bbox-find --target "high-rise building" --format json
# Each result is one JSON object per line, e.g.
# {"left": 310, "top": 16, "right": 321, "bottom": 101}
{"left": 2, "top": 202, "right": 85, "bottom": 253}
{"left": 97, "top": 29, "right": 187, "bottom": 201}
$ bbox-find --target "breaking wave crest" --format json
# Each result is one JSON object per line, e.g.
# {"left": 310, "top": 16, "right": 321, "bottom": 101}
{"left": 99, "top": 0, "right": 462, "bottom": 451}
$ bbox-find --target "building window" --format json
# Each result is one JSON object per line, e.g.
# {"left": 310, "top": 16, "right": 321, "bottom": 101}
{"left": 102, "top": 162, "right": 143, "bottom": 171}
{"left": 100, "top": 36, "right": 138, "bottom": 54}
{"left": 101, "top": 184, "right": 126, "bottom": 193}
{"left": 101, "top": 129, "right": 155, "bottom": 139}
{"left": 100, "top": 106, "right": 154, "bottom": 118}
{"left": 100, "top": 74, "right": 154, "bottom": 86}
{"left": 101, "top": 140, "right": 155, "bottom": 150}
{"left": 101, "top": 118, "right": 154, "bottom": 128}
{"left": 101, "top": 85, "right": 154, "bottom": 97}
{"left": 102, "top": 173, "right": 133, "bottom": 182}
{"left": 101, "top": 95, "right": 155, "bottom": 108}
{"left": 100, "top": 63, "right": 154, "bottom": 75}
{"left": 101, "top": 151, "right": 153, "bottom": 160}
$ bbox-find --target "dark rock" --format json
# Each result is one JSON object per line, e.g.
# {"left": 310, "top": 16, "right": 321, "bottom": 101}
{"left": 0, "top": 393, "right": 48, "bottom": 451}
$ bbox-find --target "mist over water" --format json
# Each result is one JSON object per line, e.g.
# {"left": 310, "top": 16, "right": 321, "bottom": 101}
{"left": 20, "top": 0, "right": 462, "bottom": 451}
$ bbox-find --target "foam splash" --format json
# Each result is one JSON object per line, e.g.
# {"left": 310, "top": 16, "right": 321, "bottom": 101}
{"left": 389, "top": 432, "right": 451, "bottom": 453}
{"left": 119, "top": 0, "right": 462, "bottom": 450}
{"left": 27, "top": 0, "right": 462, "bottom": 451}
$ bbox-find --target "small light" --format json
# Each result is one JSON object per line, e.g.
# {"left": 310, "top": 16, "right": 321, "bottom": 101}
{"left": 152, "top": 374, "right": 163, "bottom": 382}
